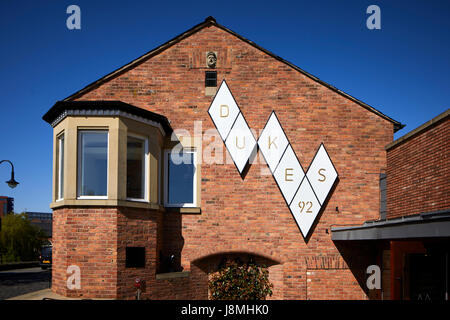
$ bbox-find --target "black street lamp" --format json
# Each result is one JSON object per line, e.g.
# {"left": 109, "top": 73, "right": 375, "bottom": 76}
{"left": 0, "top": 160, "right": 19, "bottom": 189}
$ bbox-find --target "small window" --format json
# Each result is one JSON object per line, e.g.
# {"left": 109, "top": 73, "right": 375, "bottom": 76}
{"left": 77, "top": 130, "right": 108, "bottom": 198}
{"left": 205, "top": 71, "right": 217, "bottom": 87}
{"left": 56, "top": 133, "right": 65, "bottom": 200}
{"left": 126, "top": 247, "right": 145, "bottom": 268}
{"left": 164, "top": 149, "right": 197, "bottom": 207}
{"left": 127, "top": 135, "right": 148, "bottom": 201}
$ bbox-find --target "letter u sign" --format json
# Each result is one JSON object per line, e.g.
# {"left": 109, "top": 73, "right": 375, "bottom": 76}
{"left": 208, "top": 80, "right": 339, "bottom": 239}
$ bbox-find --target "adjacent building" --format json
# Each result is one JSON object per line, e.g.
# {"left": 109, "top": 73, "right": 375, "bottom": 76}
{"left": 332, "top": 109, "right": 449, "bottom": 300}
{"left": 0, "top": 196, "right": 13, "bottom": 218}
{"left": 26, "top": 212, "right": 53, "bottom": 241}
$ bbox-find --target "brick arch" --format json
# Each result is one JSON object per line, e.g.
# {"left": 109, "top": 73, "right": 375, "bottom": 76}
{"left": 191, "top": 249, "right": 282, "bottom": 267}
{"left": 189, "top": 249, "right": 285, "bottom": 299}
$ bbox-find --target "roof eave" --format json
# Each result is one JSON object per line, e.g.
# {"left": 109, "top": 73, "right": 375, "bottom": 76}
{"left": 62, "top": 17, "right": 218, "bottom": 102}
{"left": 42, "top": 100, "right": 173, "bottom": 135}
{"left": 60, "top": 16, "right": 404, "bottom": 131}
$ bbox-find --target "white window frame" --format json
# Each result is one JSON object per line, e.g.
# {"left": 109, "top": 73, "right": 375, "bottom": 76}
{"left": 56, "top": 133, "right": 65, "bottom": 201}
{"left": 164, "top": 149, "right": 197, "bottom": 208}
{"left": 77, "top": 130, "right": 109, "bottom": 200}
{"left": 126, "top": 133, "right": 149, "bottom": 203}
{"left": 158, "top": 151, "right": 162, "bottom": 205}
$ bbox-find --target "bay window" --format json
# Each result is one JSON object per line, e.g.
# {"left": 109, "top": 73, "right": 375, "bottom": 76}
{"left": 127, "top": 135, "right": 148, "bottom": 201}
{"left": 77, "top": 130, "right": 108, "bottom": 198}
{"left": 56, "top": 133, "right": 64, "bottom": 200}
{"left": 164, "top": 149, "right": 197, "bottom": 207}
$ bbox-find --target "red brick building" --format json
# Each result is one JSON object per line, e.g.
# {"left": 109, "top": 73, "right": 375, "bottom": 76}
{"left": 333, "top": 109, "right": 449, "bottom": 300}
{"left": 26, "top": 212, "right": 53, "bottom": 242}
{"left": 42, "top": 17, "right": 447, "bottom": 300}
{"left": 0, "top": 196, "right": 13, "bottom": 218}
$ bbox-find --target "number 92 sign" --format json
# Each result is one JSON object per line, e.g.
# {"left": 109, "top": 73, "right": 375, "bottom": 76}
{"left": 288, "top": 144, "right": 338, "bottom": 238}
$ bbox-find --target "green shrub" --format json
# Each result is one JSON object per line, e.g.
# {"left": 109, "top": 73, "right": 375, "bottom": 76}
{"left": 209, "top": 259, "right": 273, "bottom": 300}
{"left": 0, "top": 213, "right": 46, "bottom": 263}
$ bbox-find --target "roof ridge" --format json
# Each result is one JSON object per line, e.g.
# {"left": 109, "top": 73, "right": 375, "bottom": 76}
{"left": 61, "top": 16, "right": 404, "bottom": 131}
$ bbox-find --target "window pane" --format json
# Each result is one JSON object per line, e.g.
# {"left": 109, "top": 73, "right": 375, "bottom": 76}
{"left": 168, "top": 153, "right": 195, "bottom": 204}
{"left": 205, "top": 71, "right": 217, "bottom": 87}
{"left": 125, "top": 247, "right": 146, "bottom": 268}
{"left": 57, "top": 135, "right": 64, "bottom": 199}
{"left": 127, "top": 136, "right": 145, "bottom": 199}
{"left": 78, "top": 131, "right": 108, "bottom": 196}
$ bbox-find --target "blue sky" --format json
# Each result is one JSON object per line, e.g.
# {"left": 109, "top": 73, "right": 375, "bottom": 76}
{"left": 0, "top": 0, "right": 448, "bottom": 213}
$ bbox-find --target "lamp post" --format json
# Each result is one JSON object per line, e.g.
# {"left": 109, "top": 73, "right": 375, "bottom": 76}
{"left": 0, "top": 160, "right": 19, "bottom": 189}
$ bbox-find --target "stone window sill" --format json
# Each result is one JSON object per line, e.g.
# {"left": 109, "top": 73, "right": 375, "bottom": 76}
{"left": 164, "top": 207, "right": 201, "bottom": 214}
{"left": 50, "top": 199, "right": 201, "bottom": 214}
{"left": 50, "top": 199, "right": 163, "bottom": 210}
{"left": 155, "top": 271, "right": 190, "bottom": 280}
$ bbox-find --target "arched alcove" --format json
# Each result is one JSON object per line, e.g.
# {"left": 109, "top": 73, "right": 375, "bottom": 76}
{"left": 191, "top": 250, "right": 284, "bottom": 300}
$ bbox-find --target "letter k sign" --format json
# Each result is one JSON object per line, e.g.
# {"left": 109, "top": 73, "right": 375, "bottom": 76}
{"left": 208, "top": 80, "right": 339, "bottom": 239}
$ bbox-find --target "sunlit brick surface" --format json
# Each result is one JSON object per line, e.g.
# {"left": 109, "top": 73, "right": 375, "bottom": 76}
{"left": 387, "top": 116, "right": 449, "bottom": 218}
{"left": 53, "top": 24, "right": 396, "bottom": 299}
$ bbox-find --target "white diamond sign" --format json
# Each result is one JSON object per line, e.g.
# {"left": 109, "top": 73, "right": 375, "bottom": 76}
{"left": 208, "top": 81, "right": 338, "bottom": 239}
{"left": 258, "top": 112, "right": 289, "bottom": 173}
{"left": 306, "top": 143, "right": 338, "bottom": 206}
{"left": 225, "top": 113, "right": 257, "bottom": 174}
{"left": 273, "top": 145, "right": 305, "bottom": 205}
{"left": 289, "top": 177, "right": 322, "bottom": 238}
{"left": 208, "top": 80, "right": 241, "bottom": 141}
{"left": 208, "top": 80, "right": 256, "bottom": 174}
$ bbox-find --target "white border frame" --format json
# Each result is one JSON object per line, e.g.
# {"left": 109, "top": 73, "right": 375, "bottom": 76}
{"left": 77, "top": 130, "right": 109, "bottom": 200}
{"left": 126, "top": 133, "right": 149, "bottom": 203}
{"left": 164, "top": 149, "right": 197, "bottom": 208}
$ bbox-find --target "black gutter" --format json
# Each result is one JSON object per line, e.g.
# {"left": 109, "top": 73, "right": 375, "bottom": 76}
{"left": 42, "top": 100, "right": 172, "bottom": 135}
{"left": 331, "top": 209, "right": 450, "bottom": 241}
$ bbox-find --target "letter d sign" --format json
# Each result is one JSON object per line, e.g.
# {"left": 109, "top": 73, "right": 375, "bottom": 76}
{"left": 220, "top": 105, "right": 229, "bottom": 118}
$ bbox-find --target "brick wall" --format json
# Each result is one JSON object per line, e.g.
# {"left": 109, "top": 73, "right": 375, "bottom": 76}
{"left": 386, "top": 114, "right": 449, "bottom": 219}
{"left": 116, "top": 207, "right": 162, "bottom": 299}
{"left": 153, "top": 276, "right": 193, "bottom": 299}
{"left": 52, "top": 207, "right": 118, "bottom": 299}
{"left": 306, "top": 269, "right": 367, "bottom": 300}
{"left": 62, "top": 24, "right": 395, "bottom": 299}
{"left": 53, "top": 206, "right": 196, "bottom": 299}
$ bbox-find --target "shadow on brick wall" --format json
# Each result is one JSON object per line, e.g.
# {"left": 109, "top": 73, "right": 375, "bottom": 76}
{"left": 334, "top": 240, "right": 380, "bottom": 299}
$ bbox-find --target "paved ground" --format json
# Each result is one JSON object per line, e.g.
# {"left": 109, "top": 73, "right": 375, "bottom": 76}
{"left": 7, "top": 288, "right": 85, "bottom": 300}
{"left": 0, "top": 267, "right": 51, "bottom": 300}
